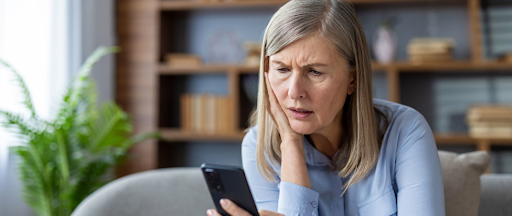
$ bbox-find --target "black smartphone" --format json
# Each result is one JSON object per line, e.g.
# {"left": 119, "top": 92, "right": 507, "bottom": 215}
{"left": 201, "top": 163, "right": 259, "bottom": 216}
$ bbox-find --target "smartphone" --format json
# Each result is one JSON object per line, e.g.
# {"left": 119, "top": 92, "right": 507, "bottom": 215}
{"left": 201, "top": 163, "right": 259, "bottom": 216}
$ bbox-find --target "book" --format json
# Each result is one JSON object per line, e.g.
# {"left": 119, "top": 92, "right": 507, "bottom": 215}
{"left": 468, "top": 121, "right": 512, "bottom": 128}
{"left": 205, "top": 94, "right": 216, "bottom": 134}
{"left": 218, "top": 96, "right": 229, "bottom": 134}
{"left": 409, "top": 53, "right": 453, "bottom": 63}
{"left": 165, "top": 53, "right": 202, "bottom": 68}
{"left": 180, "top": 93, "right": 236, "bottom": 135}
{"left": 407, "top": 38, "right": 455, "bottom": 63}
{"left": 469, "top": 125, "right": 512, "bottom": 138}
{"left": 407, "top": 46, "right": 452, "bottom": 55}
{"left": 467, "top": 105, "right": 512, "bottom": 122}
{"left": 226, "top": 96, "right": 233, "bottom": 133}
{"left": 191, "top": 94, "right": 204, "bottom": 133}
{"left": 407, "top": 38, "right": 455, "bottom": 47}
{"left": 181, "top": 94, "right": 191, "bottom": 131}
{"left": 215, "top": 96, "right": 223, "bottom": 134}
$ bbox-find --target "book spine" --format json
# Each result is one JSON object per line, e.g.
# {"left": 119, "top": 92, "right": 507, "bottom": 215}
{"left": 181, "top": 94, "right": 191, "bottom": 132}
{"left": 206, "top": 94, "right": 216, "bottom": 134}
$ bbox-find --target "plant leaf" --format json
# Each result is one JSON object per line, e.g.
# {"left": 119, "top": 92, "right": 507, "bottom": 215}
{"left": 0, "top": 59, "right": 37, "bottom": 117}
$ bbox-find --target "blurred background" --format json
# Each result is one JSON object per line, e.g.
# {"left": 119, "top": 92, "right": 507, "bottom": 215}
{"left": 0, "top": 0, "right": 115, "bottom": 215}
{"left": 1, "top": 0, "right": 512, "bottom": 215}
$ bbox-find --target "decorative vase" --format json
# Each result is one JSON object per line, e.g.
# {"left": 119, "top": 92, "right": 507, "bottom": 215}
{"left": 373, "top": 25, "right": 397, "bottom": 64}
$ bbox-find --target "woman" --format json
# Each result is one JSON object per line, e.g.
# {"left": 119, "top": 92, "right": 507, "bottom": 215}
{"left": 207, "top": 0, "right": 444, "bottom": 215}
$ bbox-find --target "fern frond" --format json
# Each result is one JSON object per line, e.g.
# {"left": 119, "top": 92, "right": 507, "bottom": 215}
{"left": 69, "top": 161, "right": 110, "bottom": 210}
{"left": 0, "top": 110, "right": 39, "bottom": 143}
{"left": 67, "top": 46, "right": 119, "bottom": 109}
{"left": 11, "top": 146, "right": 52, "bottom": 216}
{"left": 55, "top": 46, "right": 117, "bottom": 140}
{"left": 0, "top": 59, "right": 37, "bottom": 117}
{"left": 87, "top": 102, "right": 131, "bottom": 153}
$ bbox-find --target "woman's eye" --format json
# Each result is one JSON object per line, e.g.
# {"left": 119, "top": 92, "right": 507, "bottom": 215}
{"left": 277, "top": 68, "right": 288, "bottom": 72}
{"left": 310, "top": 69, "right": 322, "bottom": 76}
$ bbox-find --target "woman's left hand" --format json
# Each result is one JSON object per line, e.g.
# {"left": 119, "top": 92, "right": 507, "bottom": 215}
{"left": 206, "top": 199, "right": 283, "bottom": 216}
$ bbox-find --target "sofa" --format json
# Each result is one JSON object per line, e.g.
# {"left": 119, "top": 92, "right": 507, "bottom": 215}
{"left": 72, "top": 151, "right": 512, "bottom": 216}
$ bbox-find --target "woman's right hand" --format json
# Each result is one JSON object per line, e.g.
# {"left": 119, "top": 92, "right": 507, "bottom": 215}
{"left": 206, "top": 199, "right": 284, "bottom": 216}
{"left": 265, "top": 72, "right": 312, "bottom": 189}
{"left": 264, "top": 72, "right": 303, "bottom": 145}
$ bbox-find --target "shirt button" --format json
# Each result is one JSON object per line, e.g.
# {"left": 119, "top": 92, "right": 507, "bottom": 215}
{"left": 311, "top": 201, "right": 318, "bottom": 208}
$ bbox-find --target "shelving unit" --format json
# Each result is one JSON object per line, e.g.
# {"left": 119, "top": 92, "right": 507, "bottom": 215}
{"left": 159, "top": 0, "right": 452, "bottom": 11}
{"left": 116, "top": 0, "right": 512, "bottom": 176}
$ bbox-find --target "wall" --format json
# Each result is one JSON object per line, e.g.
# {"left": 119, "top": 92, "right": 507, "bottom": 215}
{"left": 81, "top": 0, "right": 116, "bottom": 104}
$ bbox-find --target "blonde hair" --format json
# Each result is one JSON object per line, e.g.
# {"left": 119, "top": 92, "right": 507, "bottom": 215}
{"left": 249, "top": 0, "right": 389, "bottom": 192}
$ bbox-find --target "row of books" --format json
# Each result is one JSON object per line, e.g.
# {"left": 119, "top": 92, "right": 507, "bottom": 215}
{"left": 482, "top": 5, "right": 512, "bottom": 59}
{"left": 180, "top": 94, "right": 234, "bottom": 134}
{"left": 407, "top": 38, "right": 454, "bottom": 64}
{"left": 467, "top": 105, "right": 512, "bottom": 138}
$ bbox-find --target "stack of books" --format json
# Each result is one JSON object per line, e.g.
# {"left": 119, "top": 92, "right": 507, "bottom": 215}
{"left": 180, "top": 94, "right": 234, "bottom": 134}
{"left": 165, "top": 53, "right": 202, "bottom": 68}
{"left": 467, "top": 105, "right": 512, "bottom": 138}
{"left": 407, "top": 38, "right": 455, "bottom": 64}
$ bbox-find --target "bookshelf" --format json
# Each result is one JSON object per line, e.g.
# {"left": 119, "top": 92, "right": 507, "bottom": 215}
{"left": 159, "top": 0, "right": 453, "bottom": 11}
{"left": 116, "top": 0, "right": 512, "bottom": 176}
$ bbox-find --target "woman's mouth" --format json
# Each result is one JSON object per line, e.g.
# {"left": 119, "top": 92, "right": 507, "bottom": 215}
{"left": 288, "top": 108, "right": 313, "bottom": 120}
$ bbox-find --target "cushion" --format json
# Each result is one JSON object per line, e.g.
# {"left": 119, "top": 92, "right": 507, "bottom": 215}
{"left": 438, "top": 150, "right": 490, "bottom": 216}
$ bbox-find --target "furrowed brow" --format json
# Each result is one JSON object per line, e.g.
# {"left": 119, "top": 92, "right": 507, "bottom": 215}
{"left": 271, "top": 61, "right": 328, "bottom": 68}
{"left": 303, "top": 63, "right": 329, "bottom": 68}
{"left": 271, "top": 60, "right": 289, "bottom": 67}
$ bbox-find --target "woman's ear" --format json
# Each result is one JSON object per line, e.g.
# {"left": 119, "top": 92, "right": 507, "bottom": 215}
{"left": 348, "top": 72, "right": 357, "bottom": 95}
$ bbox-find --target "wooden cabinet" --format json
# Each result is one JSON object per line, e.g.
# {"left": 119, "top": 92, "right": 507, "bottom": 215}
{"left": 116, "top": 0, "right": 512, "bottom": 176}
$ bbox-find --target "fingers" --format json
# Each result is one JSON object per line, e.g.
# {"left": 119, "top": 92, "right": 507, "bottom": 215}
{"left": 220, "top": 199, "right": 252, "bottom": 216}
{"left": 264, "top": 72, "right": 304, "bottom": 143}
{"left": 206, "top": 209, "right": 222, "bottom": 216}
{"left": 264, "top": 73, "right": 286, "bottom": 127}
{"left": 264, "top": 72, "right": 278, "bottom": 123}
{"left": 259, "top": 209, "right": 285, "bottom": 216}
{"left": 206, "top": 200, "right": 284, "bottom": 216}
{"left": 264, "top": 73, "right": 282, "bottom": 114}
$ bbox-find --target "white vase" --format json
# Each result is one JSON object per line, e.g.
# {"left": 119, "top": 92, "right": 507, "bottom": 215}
{"left": 373, "top": 26, "right": 397, "bottom": 64}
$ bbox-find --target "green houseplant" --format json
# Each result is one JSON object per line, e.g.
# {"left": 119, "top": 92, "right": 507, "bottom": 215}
{"left": 0, "top": 46, "right": 158, "bottom": 216}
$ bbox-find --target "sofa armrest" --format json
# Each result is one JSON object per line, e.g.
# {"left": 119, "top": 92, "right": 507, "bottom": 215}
{"left": 479, "top": 174, "right": 512, "bottom": 216}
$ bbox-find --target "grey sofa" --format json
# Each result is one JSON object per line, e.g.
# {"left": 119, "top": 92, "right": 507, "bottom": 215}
{"left": 479, "top": 174, "right": 512, "bottom": 216}
{"left": 72, "top": 168, "right": 214, "bottom": 216}
{"left": 71, "top": 167, "right": 512, "bottom": 216}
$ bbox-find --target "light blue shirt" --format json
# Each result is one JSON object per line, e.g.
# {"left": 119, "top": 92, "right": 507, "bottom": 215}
{"left": 241, "top": 99, "right": 445, "bottom": 216}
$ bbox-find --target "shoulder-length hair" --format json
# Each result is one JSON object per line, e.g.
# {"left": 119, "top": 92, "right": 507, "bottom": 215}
{"left": 249, "top": 0, "right": 389, "bottom": 192}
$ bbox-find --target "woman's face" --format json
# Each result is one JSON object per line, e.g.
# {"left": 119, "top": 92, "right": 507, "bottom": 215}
{"left": 268, "top": 34, "right": 356, "bottom": 135}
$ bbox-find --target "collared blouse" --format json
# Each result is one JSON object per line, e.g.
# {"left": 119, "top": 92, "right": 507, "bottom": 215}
{"left": 241, "top": 99, "right": 445, "bottom": 216}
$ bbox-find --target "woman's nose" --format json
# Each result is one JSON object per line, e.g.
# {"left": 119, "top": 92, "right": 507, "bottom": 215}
{"left": 288, "top": 73, "right": 306, "bottom": 100}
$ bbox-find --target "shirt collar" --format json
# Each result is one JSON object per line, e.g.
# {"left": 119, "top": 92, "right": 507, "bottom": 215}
{"left": 303, "top": 135, "right": 332, "bottom": 166}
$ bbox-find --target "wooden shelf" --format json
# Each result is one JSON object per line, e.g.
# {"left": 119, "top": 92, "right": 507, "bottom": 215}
{"left": 160, "top": 0, "right": 454, "bottom": 11}
{"left": 374, "top": 61, "right": 512, "bottom": 72}
{"left": 159, "top": 61, "right": 512, "bottom": 75}
{"left": 158, "top": 64, "right": 259, "bottom": 74}
{"left": 160, "top": 128, "right": 246, "bottom": 141}
{"left": 160, "top": 0, "right": 287, "bottom": 11}
{"left": 160, "top": 129, "right": 512, "bottom": 145}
